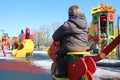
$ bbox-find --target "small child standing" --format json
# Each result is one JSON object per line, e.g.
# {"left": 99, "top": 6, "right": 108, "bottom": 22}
{"left": 25, "top": 27, "right": 30, "bottom": 39}
{"left": 2, "top": 38, "right": 7, "bottom": 57}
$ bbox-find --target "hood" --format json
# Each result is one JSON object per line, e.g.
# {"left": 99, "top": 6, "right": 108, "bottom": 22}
{"left": 69, "top": 13, "right": 87, "bottom": 29}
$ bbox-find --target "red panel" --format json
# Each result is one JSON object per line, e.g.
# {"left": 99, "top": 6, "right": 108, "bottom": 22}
{"left": 30, "top": 34, "right": 34, "bottom": 41}
{"left": 85, "top": 57, "right": 97, "bottom": 74}
{"left": 67, "top": 58, "right": 87, "bottom": 80}
{"left": 21, "top": 34, "right": 34, "bottom": 41}
{"left": 49, "top": 41, "right": 60, "bottom": 63}
{"left": 22, "top": 34, "right": 26, "bottom": 41}
{"left": 108, "top": 13, "right": 114, "bottom": 22}
{"left": 85, "top": 70, "right": 94, "bottom": 80}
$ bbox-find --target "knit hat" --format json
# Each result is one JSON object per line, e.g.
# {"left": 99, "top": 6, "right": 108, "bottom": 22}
{"left": 2, "top": 37, "right": 7, "bottom": 42}
{"left": 68, "top": 5, "right": 80, "bottom": 16}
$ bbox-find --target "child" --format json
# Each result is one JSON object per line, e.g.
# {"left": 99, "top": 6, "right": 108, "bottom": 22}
{"left": 26, "top": 27, "right": 30, "bottom": 39}
{"left": 2, "top": 38, "right": 7, "bottom": 57}
{"left": 52, "top": 5, "right": 88, "bottom": 77}
{"left": 101, "top": 33, "right": 107, "bottom": 45}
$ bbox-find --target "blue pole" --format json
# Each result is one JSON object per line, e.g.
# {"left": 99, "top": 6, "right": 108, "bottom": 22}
{"left": 118, "top": 17, "right": 120, "bottom": 34}
{"left": 117, "top": 16, "right": 120, "bottom": 59}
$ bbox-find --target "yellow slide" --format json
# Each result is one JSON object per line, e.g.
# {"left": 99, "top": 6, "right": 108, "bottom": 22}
{"left": 11, "top": 39, "right": 34, "bottom": 58}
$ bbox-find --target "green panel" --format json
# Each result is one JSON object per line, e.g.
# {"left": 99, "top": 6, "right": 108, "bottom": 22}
{"left": 98, "top": 12, "right": 108, "bottom": 16}
{"left": 93, "top": 49, "right": 99, "bottom": 54}
{"left": 109, "top": 38, "right": 113, "bottom": 43}
{"left": 66, "top": 55, "right": 83, "bottom": 64}
{"left": 92, "top": 14, "right": 98, "bottom": 23}
{"left": 51, "top": 63, "right": 56, "bottom": 74}
{"left": 109, "top": 22, "right": 114, "bottom": 35}
{"left": 80, "top": 76, "right": 85, "bottom": 80}
{"left": 95, "top": 32, "right": 99, "bottom": 36}
{"left": 0, "top": 39, "right": 2, "bottom": 43}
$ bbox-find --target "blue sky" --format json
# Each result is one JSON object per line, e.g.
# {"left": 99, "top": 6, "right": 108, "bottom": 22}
{"left": 0, "top": 0, "right": 119, "bottom": 37}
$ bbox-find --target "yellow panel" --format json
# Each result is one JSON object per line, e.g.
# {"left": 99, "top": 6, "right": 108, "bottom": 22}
{"left": 91, "top": 4, "right": 116, "bottom": 14}
{"left": 114, "top": 28, "right": 118, "bottom": 37}
{"left": 11, "top": 49, "right": 17, "bottom": 56}
{"left": 89, "top": 23, "right": 94, "bottom": 36}
{"left": 84, "top": 74, "right": 89, "bottom": 80}
{"left": 16, "top": 50, "right": 26, "bottom": 58}
{"left": 23, "top": 39, "right": 34, "bottom": 54}
{"left": 67, "top": 52, "right": 90, "bottom": 55}
{"left": 99, "top": 53, "right": 106, "bottom": 58}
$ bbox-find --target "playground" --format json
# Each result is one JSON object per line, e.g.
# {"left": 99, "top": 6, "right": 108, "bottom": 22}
{"left": 0, "top": 2, "right": 120, "bottom": 80}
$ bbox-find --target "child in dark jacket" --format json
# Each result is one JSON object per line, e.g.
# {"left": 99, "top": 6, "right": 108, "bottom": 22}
{"left": 52, "top": 5, "right": 88, "bottom": 77}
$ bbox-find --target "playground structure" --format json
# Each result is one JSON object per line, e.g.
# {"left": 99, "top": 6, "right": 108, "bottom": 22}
{"left": 88, "top": 4, "right": 118, "bottom": 59}
{"left": 48, "top": 4, "right": 120, "bottom": 80}
{"left": 11, "top": 39, "right": 34, "bottom": 58}
{"left": 11, "top": 29, "right": 34, "bottom": 58}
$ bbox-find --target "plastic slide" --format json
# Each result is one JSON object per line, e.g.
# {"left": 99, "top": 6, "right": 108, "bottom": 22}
{"left": 11, "top": 39, "right": 34, "bottom": 58}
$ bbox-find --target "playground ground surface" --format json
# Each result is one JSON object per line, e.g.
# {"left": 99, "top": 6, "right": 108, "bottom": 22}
{"left": 0, "top": 50, "right": 120, "bottom": 80}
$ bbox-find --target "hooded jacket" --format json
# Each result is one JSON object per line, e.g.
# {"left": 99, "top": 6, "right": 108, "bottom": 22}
{"left": 52, "top": 13, "right": 88, "bottom": 52}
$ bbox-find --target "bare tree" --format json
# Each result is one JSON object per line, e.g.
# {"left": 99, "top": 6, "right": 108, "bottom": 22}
{"left": 51, "top": 22, "right": 61, "bottom": 32}
{"left": 31, "top": 22, "right": 62, "bottom": 50}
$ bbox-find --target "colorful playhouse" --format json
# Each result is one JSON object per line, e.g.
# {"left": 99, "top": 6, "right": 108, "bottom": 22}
{"left": 88, "top": 4, "right": 118, "bottom": 59}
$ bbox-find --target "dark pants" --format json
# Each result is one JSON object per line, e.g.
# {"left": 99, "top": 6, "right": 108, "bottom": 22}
{"left": 26, "top": 33, "right": 30, "bottom": 39}
{"left": 56, "top": 47, "right": 68, "bottom": 75}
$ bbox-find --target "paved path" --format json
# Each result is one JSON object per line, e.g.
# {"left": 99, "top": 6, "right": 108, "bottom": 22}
{"left": 0, "top": 50, "right": 52, "bottom": 80}
{"left": 0, "top": 50, "right": 120, "bottom": 80}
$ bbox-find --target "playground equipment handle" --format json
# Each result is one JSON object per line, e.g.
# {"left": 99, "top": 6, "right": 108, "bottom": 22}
{"left": 90, "top": 34, "right": 120, "bottom": 62}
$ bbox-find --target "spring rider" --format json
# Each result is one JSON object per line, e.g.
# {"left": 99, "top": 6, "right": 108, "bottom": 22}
{"left": 49, "top": 33, "right": 120, "bottom": 80}
{"left": 48, "top": 41, "right": 97, "bottom": 80}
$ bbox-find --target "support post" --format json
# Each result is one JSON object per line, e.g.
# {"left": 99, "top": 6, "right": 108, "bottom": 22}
{"left": 117, "top": 16, "right": 120, "bottom": 59}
